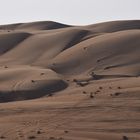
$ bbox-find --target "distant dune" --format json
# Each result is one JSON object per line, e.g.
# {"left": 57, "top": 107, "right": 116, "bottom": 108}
{"left": 0, "top": 20, "right": 140, "bottom": 140}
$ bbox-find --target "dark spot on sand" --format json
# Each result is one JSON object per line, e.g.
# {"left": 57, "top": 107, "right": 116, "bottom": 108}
{"left": 64, "top": 130, "right": 69, "bottom": 133}
{"left": 118, "top": 86, "right": 121, "bottom": 89}
{"left": 96, "top": 90, "right": 100, "bottom": 92}
{"left": 37, "top": 130, "right": 42, "bottom": 134}
{"left": 97, "top": 59, "right": 101, "bottom": 62}
{"left": 4, "top": 66, "right": 8, "bottom": 68}
{"left": 73, "top": 79, "right": 77, "bottom": 82}
{"left": 49, "top": 136, "right": 55, "bottom": 139}
{"left": 48, "top": 93, "right": 53, "bottom": 97}
{"left": 99, "top": 87, "right": 103, "bottom": 89}
{"left": 90, "top": 92, "right": 94, "bottom": 98}
{"left": 104, "top": 66, "right": 110, "bottom": 70}
{"left": 114, "top": 92, "right": 122, "bottom": 96}
{"left": 94, "top": 92, "right": 98, "bottom": 95}
{"left": 83, "top": 91, "right": 87, "bottom": 94}
{"left": 123, "top": 135, "right": 128, "bottom": 140}
{"left": 83, "top": 47, "right": 87, "bottom": 50}
{"left": 28, "top": 136, "right": 36, "bottom": 139}
{"left": 0, "top": 136, "right": 5, "bottom": 139}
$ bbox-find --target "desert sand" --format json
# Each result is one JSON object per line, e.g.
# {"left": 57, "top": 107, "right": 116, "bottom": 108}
{"left": 0, "top": 20, "right": 140, "bottom": 140}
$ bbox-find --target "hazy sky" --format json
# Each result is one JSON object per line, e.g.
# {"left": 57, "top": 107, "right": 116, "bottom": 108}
{"left": 0, "top": 0, "right": 140, "bottom": 25}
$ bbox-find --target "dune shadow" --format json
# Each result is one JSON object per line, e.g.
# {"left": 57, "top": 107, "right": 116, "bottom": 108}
{"left": 0, "top": 80, "right": 68, "bottom": 103}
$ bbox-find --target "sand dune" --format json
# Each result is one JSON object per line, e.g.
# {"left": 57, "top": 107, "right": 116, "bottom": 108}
{"left": 49, "top": 30, "right": 140, "bottom": 75}
{"left": 87, "top": 20, "right": 140, "bottom": 32}
{"left": 0, "top": 20, "right": 140, "bottom": 140}
{"left": 0, "top": 21, "right": 71, "bottom": 31}
{"left": 0, "top": 66, "right": 67, "bottom": 102}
